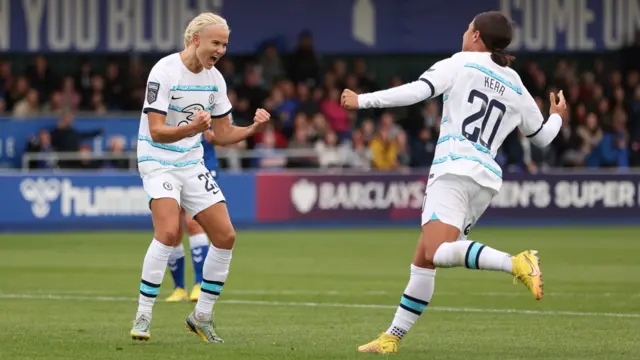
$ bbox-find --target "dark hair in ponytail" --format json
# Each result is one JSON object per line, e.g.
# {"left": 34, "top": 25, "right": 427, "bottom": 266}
{"left": 473, "top": 11, "right": 515, "bottom": 67}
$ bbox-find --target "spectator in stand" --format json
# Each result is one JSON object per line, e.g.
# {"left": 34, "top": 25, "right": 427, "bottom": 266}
{"left": 12, "top": 89, "right": 40, "bottom": 117}
{"left": 315, "top": 129, "right": 344, "bottom": 168}
{"left": 289, "top": 31, "right": 320, "bottom": 86}
{"left": 50, "top": 112, "right": 103, "bottom": 168}
{"left": 370, "top": 126, "right": 398, "bottom": 171}
{"left": 321, "top": 87, "right": 351, "bottom": 141}
{"left": 342, "top": 128, "right": 372, "bottom": 170}
{"left": 24, "top": 129, "right": 56, "bottom": 169}
{"left": 254, "top": 127, "right": 287, "bottom": 169}
{"left": 26, "top": 56, "right": 57, "bottom": 105}
{"left": 259, "top": 44, "right": 286, "bottom": 88}
{"left": 105, "top": 135, "right": 130, "bottom": 170}
{"left": 586, "top": 109, "right": 629, "bottom": 168}
{"left": 287, "top": 124, "right": 316, "bottom": 168}
{"left": 410, "top": 127, "right": 436, "bottom": 168}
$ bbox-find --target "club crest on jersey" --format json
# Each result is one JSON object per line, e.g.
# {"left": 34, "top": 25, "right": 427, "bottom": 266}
{"left": 147, "top": 82, "right": 160, "bottom": 104}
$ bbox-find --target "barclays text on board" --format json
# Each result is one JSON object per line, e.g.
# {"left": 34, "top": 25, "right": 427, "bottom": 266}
{"left": 1, "top": 0, "right": 639, "bottom": 53}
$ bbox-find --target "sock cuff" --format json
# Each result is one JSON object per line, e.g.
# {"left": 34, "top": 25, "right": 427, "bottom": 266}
{"left": 410, "top": 264, "right": 436, "bottom": 277}
{"left": 169, "top": 245, "right": 185, "bottom": 260}
{"left": 189, "top": 233, "right": 209, "bottom": 248}
{"left": 151, "top": 239, "right": 174, "bottom": 256}
{"left": 209, "top": 244, "right": 233, "bottom": 260}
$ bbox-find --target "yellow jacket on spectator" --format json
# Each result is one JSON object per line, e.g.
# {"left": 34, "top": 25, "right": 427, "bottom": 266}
{"left": 369, "top": 133, "right": 398, "bottom": 170}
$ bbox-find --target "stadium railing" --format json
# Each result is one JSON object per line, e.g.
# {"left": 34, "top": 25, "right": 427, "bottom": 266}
{"left": 20, "top": 148, "right": 322, "bottom": 171}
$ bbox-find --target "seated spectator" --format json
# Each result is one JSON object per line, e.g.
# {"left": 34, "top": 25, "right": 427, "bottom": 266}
{"left": 315, "top": 130, "right": 344, "bottom": 168}
{"left": 254, "top": 128, "right": 287, "bottom": 169}
{"left": 370, "top": 127, "right": 398, "bottom": 170}
{"left": 287, "top": 125, "right": 316, "bottom": 168}
{"left": 410, "top": 127, "right": 436, "bottom": 168}
{"left": 24, "top": 128, "right": 56, "bottom": 169}
{"left": 12, "top": 89, "right": 40, "bottom": 117}
{"left": 320, "top": 87, "right": 351, "bottom": 140}
{"left": 105, "top": 135, "right": 130, "bottom": 170}
{"left": 342, "top": 129, "right": 372, "bottom": 170}
{"left": 586, "top": 110, "right": 629, "bottom": 168}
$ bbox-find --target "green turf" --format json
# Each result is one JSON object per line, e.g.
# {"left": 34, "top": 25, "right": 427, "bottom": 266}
{"left": 0, "top": 227, "right": 639, "bottom": 359}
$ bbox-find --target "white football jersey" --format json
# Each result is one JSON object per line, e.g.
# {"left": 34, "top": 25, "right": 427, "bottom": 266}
{"left": 419, "top": 52, "right": 545, "bottom": 191}
{"left": 137, "top": 53, "right": 232, "bottom": 178}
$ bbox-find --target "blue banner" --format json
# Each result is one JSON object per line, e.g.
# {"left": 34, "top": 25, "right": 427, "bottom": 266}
{"left": 0, "top": 170, "right": 638, "bottom": 233}
{"left": 0, "top": 172, "right": 256, "bottom": 232}
{"left": 1, "top": 0, "right": 638, "bottom": 54}
{"left": 0, "top": 116, "right": 139, "bottom": 168}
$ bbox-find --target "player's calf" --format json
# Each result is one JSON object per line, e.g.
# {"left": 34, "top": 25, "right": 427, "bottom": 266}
{"left": 187, "top": 202, "right": 234, "bottom": 326}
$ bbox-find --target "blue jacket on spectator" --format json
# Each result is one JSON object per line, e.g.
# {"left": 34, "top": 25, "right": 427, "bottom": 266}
{"left": 586, "top": 131, "right": 629, "bottom": 168}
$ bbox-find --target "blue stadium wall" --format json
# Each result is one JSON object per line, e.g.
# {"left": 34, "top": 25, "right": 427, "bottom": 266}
{"left": 1, "top": 170, "right": 639, "bottom": 232}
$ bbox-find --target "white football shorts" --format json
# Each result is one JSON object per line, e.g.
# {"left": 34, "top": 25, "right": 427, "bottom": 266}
{"left": 421, "top": 173, "right": 497, "bottom": 239}
{"left": 142, "top": 162, "right": 226, "bottom": 217}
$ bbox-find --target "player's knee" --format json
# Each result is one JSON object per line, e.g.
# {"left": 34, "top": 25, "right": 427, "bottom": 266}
{"left": 213, "top": 228, "right": 235, "bottom": 249}
{"left": 155, "top": 226, "right": 182, "bottom": 246}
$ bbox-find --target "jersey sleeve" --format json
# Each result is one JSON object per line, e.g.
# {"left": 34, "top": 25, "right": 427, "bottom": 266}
{"left": 142, "top": 64, "right": 171, "bottom": 116}
{"left": 517, "top": 86, "right": 547, "bottom": 136}
{"left": 357, "top": 55, "right": 459, "bottom": 109}
{"left": 517, "top": 86, "right": 562, "bottom": 147}
{"left": 211, "top": 72, "right": 233, "bottom": 119}
{"left": 417, "top": 56, "right": 459, "bottom": 98}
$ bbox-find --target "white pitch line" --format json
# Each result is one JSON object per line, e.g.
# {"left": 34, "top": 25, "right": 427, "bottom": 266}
{"left": 14, "top": 289, "right": 640, "bottom": 298}
{"left": 0, "top": 293, "right": 638, "bottom": 319}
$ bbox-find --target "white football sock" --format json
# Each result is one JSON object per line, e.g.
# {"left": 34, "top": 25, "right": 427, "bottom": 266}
{"left": 433, "top": 240, "right": 512, "bottom": 273}
{"left": 137, "top": 239, "right": 173, "bottom": 315}
{"left": 385, "top": 264, "right": 436, "bottom": 339}
{"left": 194, "top": 245, "right": 233, "bottom": 321}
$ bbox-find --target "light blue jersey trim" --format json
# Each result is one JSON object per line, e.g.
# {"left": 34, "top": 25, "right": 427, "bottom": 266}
{"left": 168, "top": 104, "right": 214, "bottom": 112}
{"left": 437, "top": 134, "right": 493, "bottom": 158}
{"left": 171, "top": 85, "right": 219, "bottom": 92}
{"left": 464, "top": 63, "right": 522, "bottom": 95}
{"left": 138, "top": 135, "right": 201, "bottom": 153}
{"left": 432, "top": 152, "right": 502, "bottom": 178}
{"left": 137, "top": 156, "right": 201, "bottom": 168}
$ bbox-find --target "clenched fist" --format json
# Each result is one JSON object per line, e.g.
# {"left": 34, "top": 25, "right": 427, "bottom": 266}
{"left": 251, "top": 108, "right": 271, "bottom": 133}
{"left": 341, "top": 89, "right": 359, "bottom": 110}
{"left": 190, "top": 110, "right": 212, "bottom": 133}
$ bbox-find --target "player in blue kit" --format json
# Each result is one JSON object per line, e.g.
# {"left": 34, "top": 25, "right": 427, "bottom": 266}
{"left": 166, "top": 137, "right": 220, "bottom": 303}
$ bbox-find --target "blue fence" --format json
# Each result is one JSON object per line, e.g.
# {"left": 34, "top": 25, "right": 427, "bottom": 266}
{"left": 1, "top": 170, "right": 638, "bottom": 232}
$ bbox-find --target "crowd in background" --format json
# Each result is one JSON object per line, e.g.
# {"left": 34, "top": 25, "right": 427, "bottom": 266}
{"left": 2, "top": 31, "right": 640, "bottom": 172}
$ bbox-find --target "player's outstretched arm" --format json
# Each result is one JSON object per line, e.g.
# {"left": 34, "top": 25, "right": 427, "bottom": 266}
{"left": 208, "top": 109, "right": 270, "bottom": 146}
{"left": 520, "top": 91, "right": 566, "bottom": 148}
{"left": 148, "top": 111, "right": 210, "bottom": 143}
{"left": 341, "top": 82, "right": 432, "bottom": 110}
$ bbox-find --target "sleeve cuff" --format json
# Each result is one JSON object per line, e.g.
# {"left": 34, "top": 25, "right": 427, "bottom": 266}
{"left": 143, "top": 108, "right": 167, "bottom": 116}
{"left": 211, "top": 108, "right": 232, "bottom": 119}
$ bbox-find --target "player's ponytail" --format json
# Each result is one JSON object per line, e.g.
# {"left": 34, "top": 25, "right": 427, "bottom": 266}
{"left": 473, "top": 11, "right": 514, "bottom": 67}
{"left": 490, "top": 49, "right": 515, "bottom": 67}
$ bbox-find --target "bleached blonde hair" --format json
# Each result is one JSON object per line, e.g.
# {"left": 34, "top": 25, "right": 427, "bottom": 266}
{"left": 183, "top": 12, "right": 230, "bottom": 49}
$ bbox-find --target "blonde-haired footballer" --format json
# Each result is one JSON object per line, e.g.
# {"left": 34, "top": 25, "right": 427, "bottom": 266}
{"left": 130, "top": 12, "right": 271, "bottom": 343}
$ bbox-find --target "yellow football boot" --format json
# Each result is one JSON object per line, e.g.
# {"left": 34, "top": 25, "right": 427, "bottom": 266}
{"left": 357, "top": 333, "right": 400, "bottom": 353}
{"left": 189, "top": 283, "right": 201, "bottom": 302}
{"left": 512, "top": 250, "right": 544, "bottom": 300}
{"left": 166, "top": 287, "right": 189, "bottom": 302}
